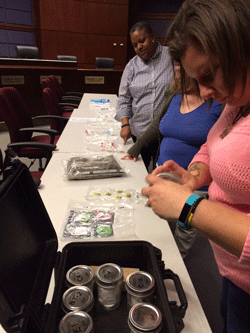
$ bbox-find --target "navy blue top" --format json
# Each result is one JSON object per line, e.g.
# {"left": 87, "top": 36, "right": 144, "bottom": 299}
{"left": 158, "top": 94, "right": 222, "bottom": 190}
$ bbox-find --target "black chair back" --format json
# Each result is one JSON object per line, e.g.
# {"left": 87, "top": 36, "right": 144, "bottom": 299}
{"left": 95, "top": 57, "right": 114, "bottom": 70}
{"left": 57, "top": 55, "right": 77, "bottom": 61}
{"left": 16, "top": 45, "right": 39, "bottom": 59}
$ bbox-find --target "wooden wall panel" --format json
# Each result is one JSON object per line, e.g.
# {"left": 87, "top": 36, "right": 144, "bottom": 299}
{"left": 37, "top": 0, "right": 129, "bottom": 69}
{"left": 85, "top": 35, "right": 126, "bottom": 66}
{"left": 74, "top": 3, "right": 128, "bottom": 35}
{"left": 74, "top": 0, "right": 129, "bottom": 4}
{"left": 39, "top": 0, "right": 128, "bottom": 35}
{"left": 39, "top": 30, "right": 127, "bottom": 68}
{"left": 40, "top": 30, "right": 86, "bottom": 62}
{"left": 39, "top": 0, "right": 76, "bottom": 32}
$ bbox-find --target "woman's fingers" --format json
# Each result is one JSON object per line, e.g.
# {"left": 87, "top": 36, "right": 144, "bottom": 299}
{"left": 121, "top": 154, "right": 137, "bottom": 161}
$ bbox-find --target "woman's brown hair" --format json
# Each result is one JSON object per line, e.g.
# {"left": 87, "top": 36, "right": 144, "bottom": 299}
{"left": 167, "top": 0, "right": 250, "bottom": 97}
{"left": 171, "top": 70, "right": 200, "bottom": 96}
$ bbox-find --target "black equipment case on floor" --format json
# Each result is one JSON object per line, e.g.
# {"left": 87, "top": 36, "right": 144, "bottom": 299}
{"left": 0, "top": 161, "right": 187, "bottom": 333}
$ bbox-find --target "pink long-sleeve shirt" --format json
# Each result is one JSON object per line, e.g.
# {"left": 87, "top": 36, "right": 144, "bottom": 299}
{"left": 190, "top": 104, "right": 250, "bottom": 294}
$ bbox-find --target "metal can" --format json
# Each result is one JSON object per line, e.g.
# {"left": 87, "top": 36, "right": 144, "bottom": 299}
{"left": 156, "top": 172, "right": 182, "bottom": 184}
{"left": 66, "top": 265, "right": 95, "bottom": 291}
{"left": 128, "top": 303, "right": 162, "bottom": 333}
{"left": 62, "top": 286, "right": 94, "bottom": 314}
{"left": 59, "top": 310, "right": 94, "bottom": 333}
{"left": 96, "top": 263, "right": 123, "bottom": 311}
{"left": 125, "top": 271, "right": 155, "bottom": 308}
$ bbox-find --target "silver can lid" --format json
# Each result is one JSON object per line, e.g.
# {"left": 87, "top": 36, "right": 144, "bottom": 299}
{"left": 66, "top": 265, "right": 95, "bottom": 286}
{"left": 128, "top": 303, "right": 162, "bottom": 331}
{"left": 59, "top": 310, "right": 93, "bottom": 333}
{"left": 62, "top": 286, "right": 94, "bottom": 313}
{"left": 156, "top": 172, "right": 182, "bottom": 184}
{"left": 96, "top": 263, "right": 123, "bottom": 286}
{"left": 126, "top": 271, "right": 155, "bottom": 294}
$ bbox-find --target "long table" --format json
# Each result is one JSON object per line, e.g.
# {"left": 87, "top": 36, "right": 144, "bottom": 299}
{"left": 0, "top": 94, "right": 212, "bottom": 332}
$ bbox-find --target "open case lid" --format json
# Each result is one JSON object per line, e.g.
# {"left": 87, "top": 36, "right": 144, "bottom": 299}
{"left": 0, "top": 161, "right": 58, "bottom": 332}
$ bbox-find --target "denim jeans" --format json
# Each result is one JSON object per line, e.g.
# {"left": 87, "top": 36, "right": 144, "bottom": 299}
{"left": 221, "top": 277, "right": 250, "bottom": 333}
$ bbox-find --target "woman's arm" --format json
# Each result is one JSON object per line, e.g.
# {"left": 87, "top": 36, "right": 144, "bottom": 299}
{"left": 115, "top": 63, "right": 133, "bottom": 122}
{"left": 126, "top": 92, "right": 175, "bottom": 159}
{"left": 188, "top": 162, "right": 213, "bottom": 190}
{"left": 120, "top": 117, "right": 131, "bottom": 145}
{"left": 190, "top": 198, "right": 250, "bottom": 257}
{"left": 151, "top": 160, "right": 212, "bottom": 191}
{"left": 126, "top": 117, "right": 160, "bottom": 158}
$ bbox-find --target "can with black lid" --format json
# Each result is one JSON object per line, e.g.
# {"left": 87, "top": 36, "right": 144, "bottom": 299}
{"left": 62, "top": 286, "right": 94, "bottom": 314}
{"left": 125, "top": 271, "right": 155, "bottom": 308}
{"left": 59, "top": 310, "right": 94, "bottom": 333}
{"left": 96, "top": 263, "right": 123, "bottom": 311}
{"left": 128, "top": 303, "right": 162, "bottom": 333}
{"left": 66, "top": 265, "right": 95, "bottom": 291}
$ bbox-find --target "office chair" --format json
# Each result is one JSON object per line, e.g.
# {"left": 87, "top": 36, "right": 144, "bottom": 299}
{"left": 0, "top": 87, "right": 58, "bottom": 171}
{"left": 57, "top": 55, "right": 77, "bottom": 61}
{"left": 0, "top": 148, "right": 44, "bottom": 187}
{"left": 42, "top": 78, "right": 81, "bottom": 107}
{"left": 95, "top": 57, "right": 114, "bottom": 70}
{"left": 42, "top": 87, "right": 70, "bottom": 133}
{"left": 16, "top": 45, "right": 39, "bottom": 59}
{"left": 49, "top": 75, "right": 83, "bottom": 100}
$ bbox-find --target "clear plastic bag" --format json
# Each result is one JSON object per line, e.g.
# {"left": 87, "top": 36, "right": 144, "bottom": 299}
{"left": 83, "top": 123, "right": 124, "bottom": 152}
{"left": 90, "top": 99, "right": 111, "bottom": 110}
{"left": 97, "top": 112, "right": 117, "bottom": 123}
{"left": 63, "top": 153, "right": 128, "bottom": 180}
{"left": 84, "top": 126, "right": 118, "bottom": 141}
{"left": 85, "top": 137, "right": 124, "bottom": 153}
{"left": 61, "top": 200, "right": 135, "bottom": 240}
{"left": 86, "top": 186, "right": 141, "bottom": 204}
{"left": 95, "top": 106, "right": 116, "bottom": 117}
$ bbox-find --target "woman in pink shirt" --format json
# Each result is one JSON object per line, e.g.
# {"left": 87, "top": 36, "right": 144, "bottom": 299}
{"left": 142, "top": 0, "right": 250, "bottom": 332}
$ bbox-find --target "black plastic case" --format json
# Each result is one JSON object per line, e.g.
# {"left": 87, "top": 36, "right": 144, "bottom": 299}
{"left": 0, "top": 161, "right": 187, "bottom": 333}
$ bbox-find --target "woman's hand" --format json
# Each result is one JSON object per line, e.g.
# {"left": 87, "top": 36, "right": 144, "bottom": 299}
{"left": 121, "top": 153, "right": 137, "bottom": 162}
{"left": 141, "top": 173, "right": 193, "bottom": 221}
{"left": 120, "top": 126, "right": 131, "bottom": 145}
{"left": 152, "top": 160, "right": 199, "bottom": 191}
